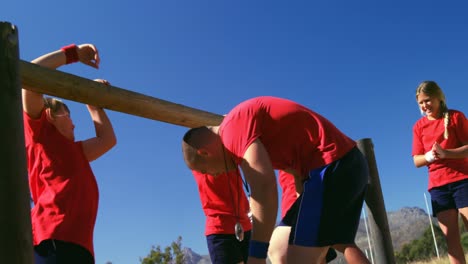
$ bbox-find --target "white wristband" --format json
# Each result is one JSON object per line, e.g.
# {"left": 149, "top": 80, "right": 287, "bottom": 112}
{"left": 425, "top": 151, "right": 435, "bottom": 163}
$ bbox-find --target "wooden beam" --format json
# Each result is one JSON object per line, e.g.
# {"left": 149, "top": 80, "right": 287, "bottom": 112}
{"left": 20, "top": 60, "right": 223, "bottom": 128}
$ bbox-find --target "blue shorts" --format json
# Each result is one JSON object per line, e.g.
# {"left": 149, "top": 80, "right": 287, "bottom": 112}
{"left": 206, "top": 231, "right": 251, "bottom": 264}
{"left": 34, "top": 239, "right": 94, "bottom": 264}
{"left": 429, "top": 179, "right": 468, "bottom": 217}
{"left": 280, "top": 147, "right": 369, "bottom": 247}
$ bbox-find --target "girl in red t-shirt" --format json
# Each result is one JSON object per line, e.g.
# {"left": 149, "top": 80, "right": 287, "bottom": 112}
{"left": 412, "top": 80, "right": 468, "bottom": 264}
{"left": 23, "top": 44, "right": 117, "bottom": 264}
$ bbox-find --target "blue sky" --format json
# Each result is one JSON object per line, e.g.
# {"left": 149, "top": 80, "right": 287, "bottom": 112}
{"left": 3, "top": 1, "right": 467, "bottom": 263}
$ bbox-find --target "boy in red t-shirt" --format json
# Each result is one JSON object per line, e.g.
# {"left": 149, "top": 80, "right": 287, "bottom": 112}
{"left": 23, "top": 44, "right": 116, "bottom": 264}
{"left": 182, "top": 96, "right": 369, "bottom": 264}
{"left": 192, "top": 169, "right": 252, "bottom": 263}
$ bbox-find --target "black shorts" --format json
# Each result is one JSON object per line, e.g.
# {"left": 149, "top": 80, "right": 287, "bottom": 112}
{"left": 429, "top": 178, "right": 468, "bottom": 217}
{"left": 206, "top": 231, "right": 251, "bottom": 264}
{"left": 34, "top": 239, "right": 94, "bottom": 264}
{"left": 281, "top": 147, "right": 369, "bottom": 246}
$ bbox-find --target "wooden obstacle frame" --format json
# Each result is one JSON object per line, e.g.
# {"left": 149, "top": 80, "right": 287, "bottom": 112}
{"left": 0, "top": 21, "right": 396, "bottom": 263}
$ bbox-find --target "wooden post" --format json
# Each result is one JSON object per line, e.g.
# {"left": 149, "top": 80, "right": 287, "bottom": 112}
{"left": 20, "top": 61, "right": 223, "bottom": 128}
{"left": 357, "top": 138, "right": 395, "bottom": 264}
{"left": 0, "top": 21, "right": 34, "bottom": 263}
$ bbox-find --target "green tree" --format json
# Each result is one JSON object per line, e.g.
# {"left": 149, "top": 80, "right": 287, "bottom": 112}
{"left": 461, "top": 232, "right": 468, "bottom": 251}
{"left": 459, "top": 215, "right": 467, "bottom": 233}
{"left": 140, "top": 236, "right": 186, "bottom": 264}
{"left": 396, "top": 216, "right": 468, "bottom": 263}
{"left": 395, "top": 225, "right": 447, "bottom": 263}
{"left": 459, "top": 215, "right": 468, "bottom": 251}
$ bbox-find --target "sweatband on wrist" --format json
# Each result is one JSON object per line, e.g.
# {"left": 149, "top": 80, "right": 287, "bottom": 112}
{"left": 61, "top": 44, "right": 79, "bottom": 64}
{"left": 249, "top": 240, "right": 269, "bottom": 259}
{"left": 425, "top": 151, "right": 435, "bottom": 163}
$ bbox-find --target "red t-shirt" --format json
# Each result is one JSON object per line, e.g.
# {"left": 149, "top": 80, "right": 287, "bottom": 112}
{"left": 278, "top": 170, "right": 296, "bottom": 218}
{"left": 412, "top": 110, "right": 468, "bottom": 190}
{"left": 219, "top": 96, "right": 356, "bottom": 177}
{"left": 24, "top": 111, "right": 99, "bottom": 257}
{"left": 192, "top": 169, "right": 252, "bottom": 236}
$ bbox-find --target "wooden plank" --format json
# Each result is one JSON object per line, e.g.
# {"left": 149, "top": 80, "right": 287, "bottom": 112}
{"left": 20, "top": 60, "right": 223, "bottom": 128}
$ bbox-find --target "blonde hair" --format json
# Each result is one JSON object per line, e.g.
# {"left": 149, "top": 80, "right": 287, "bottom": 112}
{"left": 416, "top": 81, "right": 449, "bottom": 139}
{"left": 43, "top": 97, "right": 70, "bottom": 116}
